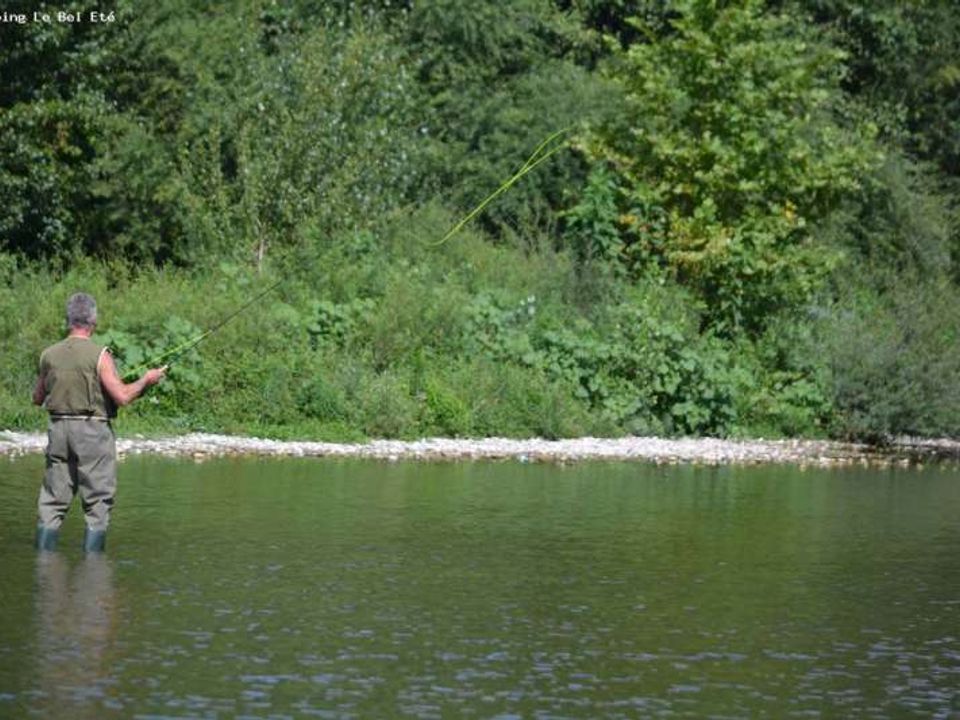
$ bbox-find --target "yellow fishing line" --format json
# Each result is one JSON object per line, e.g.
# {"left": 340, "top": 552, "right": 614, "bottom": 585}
{"left": 117, "top": 131, "right": 571, "bottom": 379}
{"left": 516, "top": 126, "right": 571, "bottom": 173}
{"left": 432, "top": 127, "right": 572, "bottom": 247}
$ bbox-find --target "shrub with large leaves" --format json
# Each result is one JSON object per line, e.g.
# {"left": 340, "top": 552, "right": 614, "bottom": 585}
{"left": 586, "top": 0, "right": 882, "bottom": 334}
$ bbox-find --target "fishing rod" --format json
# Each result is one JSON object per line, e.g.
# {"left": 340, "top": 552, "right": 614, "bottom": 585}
{"left": 121, "top": 278, "right": 283, "bottom": 381}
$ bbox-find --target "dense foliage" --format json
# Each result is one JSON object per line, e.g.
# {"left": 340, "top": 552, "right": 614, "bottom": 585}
{"left": 1, "top": 0, "right": 957, "bottom": 440}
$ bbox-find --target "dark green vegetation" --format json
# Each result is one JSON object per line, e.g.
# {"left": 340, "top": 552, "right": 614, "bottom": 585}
{"left": 1, "top": 0, "right": 958, "bottom": 440}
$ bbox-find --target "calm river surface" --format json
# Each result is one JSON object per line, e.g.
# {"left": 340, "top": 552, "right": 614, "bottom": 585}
{"left": 0, "top": 457, "right": 958, "bottom": 718}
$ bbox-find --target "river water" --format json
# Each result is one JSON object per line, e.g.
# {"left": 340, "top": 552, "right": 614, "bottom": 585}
{"left": 0, "top": 457, "right": 957, "bottom": 718}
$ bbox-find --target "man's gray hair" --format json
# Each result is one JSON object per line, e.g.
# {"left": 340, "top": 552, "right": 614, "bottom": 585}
{"left": 66, "top": 292, "right": 97, "bottom": 329}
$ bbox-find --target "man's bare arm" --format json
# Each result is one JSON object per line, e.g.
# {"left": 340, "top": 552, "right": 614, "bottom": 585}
{"left": 32, "top": 374, "right": 46, "bottom": 406}
{"left": 98, "top": 351, "right": 166, "bottom": 406}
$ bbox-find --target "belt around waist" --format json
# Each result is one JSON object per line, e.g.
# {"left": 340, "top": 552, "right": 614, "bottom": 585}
{"left": 49, "top": 414, "right": 111, "bottom": 422}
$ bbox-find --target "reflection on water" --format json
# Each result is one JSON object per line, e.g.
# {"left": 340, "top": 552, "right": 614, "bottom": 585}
{"left": 0, "top": 457, "right": 958, "bottom": 718}
{"left": 33, "top": 552, "right": 117, "bottom": 718}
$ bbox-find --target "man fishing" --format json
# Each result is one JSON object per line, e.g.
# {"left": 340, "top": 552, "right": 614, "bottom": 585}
{"left": 32, "top": 292, "right": 166, "bottom": 552}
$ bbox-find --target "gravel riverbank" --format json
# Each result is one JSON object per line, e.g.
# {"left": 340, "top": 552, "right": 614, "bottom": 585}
{"left": 2, "top": 431, "right": 957, "bottom": 466}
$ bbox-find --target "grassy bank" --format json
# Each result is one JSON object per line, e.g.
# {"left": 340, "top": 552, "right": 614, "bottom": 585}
{"left": 3, "top": 203, "right": 952, "bottom": 443}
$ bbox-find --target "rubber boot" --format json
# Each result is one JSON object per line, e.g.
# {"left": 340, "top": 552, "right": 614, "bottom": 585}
{"left": 35, "top": 525, "right": 59, "bottom": 551}
{"left": 82, "top": 527, "right": 106, "bottom": 552}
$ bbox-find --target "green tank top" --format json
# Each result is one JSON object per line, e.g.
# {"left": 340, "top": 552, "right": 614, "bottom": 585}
{"left": 39, "top": 337, "right": 117, "bottom": 418}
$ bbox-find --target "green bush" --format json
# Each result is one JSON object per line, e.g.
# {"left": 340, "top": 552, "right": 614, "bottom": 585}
{"left": 816, "top": 274, "right": 960, "bottom": 439}
{"left": 421, "top": 375, "right": 473, "bottom": 438}
{"left": 585, "top": 0, "right": 881, "bottom": 334}
{"left": 731, "top": 314, "right": 833, "bottom": 438}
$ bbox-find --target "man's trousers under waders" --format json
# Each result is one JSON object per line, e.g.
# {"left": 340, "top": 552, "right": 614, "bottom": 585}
{"left": 37, "top": 417, "right": 117, "bottom": 538}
